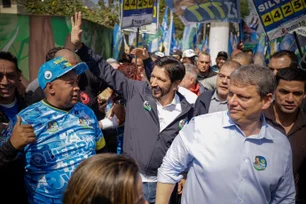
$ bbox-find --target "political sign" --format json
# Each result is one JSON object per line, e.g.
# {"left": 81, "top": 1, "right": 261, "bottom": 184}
{"left": 165, "top": 0, "right": 240, "bottom": 25}
{"left": 123, "top": 0, "right": 159, "bottom": 34}
{"left": 252, "top": 0, "right": 306, "bottom": 40}
{"left": 121, "top": 0, "right": 154, "bottom": 29}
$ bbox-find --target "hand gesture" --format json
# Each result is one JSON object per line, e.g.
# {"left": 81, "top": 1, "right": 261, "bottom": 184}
{"left": 71, "top": 12, "right": 83, "bottom": 49}
{"left": 131, "top": 48, "right": 150, "bottom": 60}
{"left": 108, "top": 103, "right": 126, "bottom": 126}
{"left": 10, "top": 116, "right": 36, "bottom": 150}
{"left": 237, "top": 40, "right": 244, "bottom": 50}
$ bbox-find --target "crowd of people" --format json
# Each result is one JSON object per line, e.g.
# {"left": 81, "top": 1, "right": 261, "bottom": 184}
{"left": 0, "top": 12, "right": 306, "bottom": 204}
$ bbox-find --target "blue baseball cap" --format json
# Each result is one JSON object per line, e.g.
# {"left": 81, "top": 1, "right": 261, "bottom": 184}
{"left": 38, "top": 57, "right": 88, "bottom": 90}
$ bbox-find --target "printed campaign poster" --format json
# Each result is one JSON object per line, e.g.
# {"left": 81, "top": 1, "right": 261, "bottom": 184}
{"left": 142, "top": 0, "right": 160, "bottom": 34}
{"left": 252, "top": 0, "right": 306, "bottom": 40}
{"left": 121, "top": 0, "right": 155, "bottom": 29}
{"left": 165, "top": 0, "right": 240, "bottom": 25}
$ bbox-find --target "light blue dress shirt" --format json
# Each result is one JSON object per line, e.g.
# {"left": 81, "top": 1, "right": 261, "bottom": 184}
{"left": 158, "top": 111, "right": 295, "bottom": 204}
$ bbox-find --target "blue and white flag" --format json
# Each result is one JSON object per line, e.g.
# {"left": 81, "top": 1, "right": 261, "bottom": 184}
{"left": 161, "top": 7, "right": 169, "bottom": 43}
{"left": 164, "top": 9, "right": 175, "bottom": 55}
{"left": 171, "top": 20, "right": 177, "bottom": 54}
{"left": 228, "top": 32, "right": 234, "bottom": 56}
{"left": 112, "top": 24, "right": 123, "bottom": 60}
{"left": 182, "top": 23, "right": 197, "bottom": 50}
{"left": 146, "top": 28, "right": 163, "bottom": 53}
{"left": 201, "top": 34, "right": 209, "bottom": 53}
{"left": 128, "top": 32, "right": 136, "bottom": 47}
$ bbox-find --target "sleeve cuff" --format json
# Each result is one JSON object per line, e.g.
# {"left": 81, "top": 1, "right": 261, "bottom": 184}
{"left": 157, "top": 168, "right": 183, "bottom": 184}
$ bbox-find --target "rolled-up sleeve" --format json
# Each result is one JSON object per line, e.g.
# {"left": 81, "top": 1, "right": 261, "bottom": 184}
{"left": 157, "top": 118, "right": 195, "bottom": 184}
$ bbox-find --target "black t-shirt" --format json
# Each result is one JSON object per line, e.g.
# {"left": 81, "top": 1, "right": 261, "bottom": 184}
{"left": 25, "top": 70, "right": 107, "bottom": 120}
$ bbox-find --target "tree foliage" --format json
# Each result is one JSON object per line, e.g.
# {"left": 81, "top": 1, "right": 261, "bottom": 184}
{"left": 20, "top": 0, "right": 250, "bottom": 39}
{"left": 19, "top": 0, "right": 120, "bottom": 28}
{"left": 240, "top": 0, "right": 250, "bottom": 19}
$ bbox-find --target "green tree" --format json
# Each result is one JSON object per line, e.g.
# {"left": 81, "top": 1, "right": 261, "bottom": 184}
{"left": 240, "top": 0, "right": 250, "bottom": 19}
{"left": 19, "top": 0, "right": 119, "bottom": 28}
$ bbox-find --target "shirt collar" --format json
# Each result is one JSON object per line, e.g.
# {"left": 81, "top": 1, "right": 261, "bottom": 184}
{"left": 211, "top": 90, "right": 227, "bottom": 103}
{"left": 156, "top": 93, "right": 180, "bottom": 108}
{"left": 222, "top": 111, "right": 274, "bottom": 141}
{"left": 0, "top": 97, "right": 17, "bottom": 108}
{"left": 265, "top": 102, "right": 306, "bottom": 133}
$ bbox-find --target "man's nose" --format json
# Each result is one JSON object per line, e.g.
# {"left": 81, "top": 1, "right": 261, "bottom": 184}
{"left": 0, "top": 75, "right": 9, "bottom": 85}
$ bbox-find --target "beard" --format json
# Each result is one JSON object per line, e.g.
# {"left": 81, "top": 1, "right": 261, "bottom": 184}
{"left": 151, "top": 85, "right": 171, "bottom": 100}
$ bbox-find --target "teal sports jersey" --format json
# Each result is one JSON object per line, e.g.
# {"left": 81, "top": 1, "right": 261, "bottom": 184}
{"left": 5, "top": 100, "right": 103, "bottom": 204}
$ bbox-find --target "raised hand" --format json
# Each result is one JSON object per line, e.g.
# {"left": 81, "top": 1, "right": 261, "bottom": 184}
{"left": 131, "top": 48, "right": 150, "bottom": 60}
{"left": 9, "top": 116, "right": 36, "bottom": 150}
{"left": 71, "top": 12, "right": 83, "bottom": 49}
{"left": 107, "top": 103, "right": 126, "bottom": 126}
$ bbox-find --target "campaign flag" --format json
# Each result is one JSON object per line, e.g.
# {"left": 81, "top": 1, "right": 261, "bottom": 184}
{"left": 254, "top": 33, "right": 267, "bottom": 54}
{"left": 165, "top": 0, "right": 240, "bottom": 25}
{"left": 146, "top": 27, "right": 163, "bottom": 52}
{"left": 228, "top": 32, "right": 234, "bottom": 56}
{"left": 182, "top": 23, "right": 197, "bottom": 50}
{"left": 279, "top": 33, "right": 297, "bottom": 51}
{"left": 171, "top": 20, "right": 177, "bottom": 53}
{"left": 164, "top": 10, "right": 174, "bottom": 55}
{"left": 112, "top": 24, "right": 123, "bottom": 59}
{"left": 128, "top": 32, "right": 136, "bottom": 46}
{"left": 201, "top": 34, "right": 209, "bottom": 53}
{"left": 161, "top": 7, "right": 169, "bottom": 43}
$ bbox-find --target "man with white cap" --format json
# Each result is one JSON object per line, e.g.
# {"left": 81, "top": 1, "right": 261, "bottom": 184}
{"left": 4, "top": 57, "right": 105, "bottom": 203}
{"left": 182, "top": 49, "right": 197, "bottom": 64}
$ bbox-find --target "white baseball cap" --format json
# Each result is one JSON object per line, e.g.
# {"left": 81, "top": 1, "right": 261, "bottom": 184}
{"left": 182, "top": 49, "right": 197, "bottom": 58}
{"left": 154, "top": 52, "right": 165, "bottom": 57}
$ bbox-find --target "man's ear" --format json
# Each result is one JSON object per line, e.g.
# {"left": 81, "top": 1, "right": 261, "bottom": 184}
{"left": 172, "top": 80, "right": 181, "bottom": 91}
{"left": 262, "top": 93, "right": 273, "bottom": 111}
{"left": 46, "top": 83, "right": 55, "bottom": 95}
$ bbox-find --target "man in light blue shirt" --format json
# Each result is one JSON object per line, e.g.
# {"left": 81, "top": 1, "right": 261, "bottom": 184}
{"left": 156, "top": 64, "right": 295, "bottom": 204}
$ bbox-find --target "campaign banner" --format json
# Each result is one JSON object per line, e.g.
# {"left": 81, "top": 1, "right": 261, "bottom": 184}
{"left": 112, "top": 24, "right": 123, "bottom": 60}
{"left": 121, "top": 0, "right": 154, "bottom": 29}
{"left": 165, "top": 0, "right": 240, "bottom": 25}
{"left": 123, "top": 0, "right": 159, "bottom": 34}
{"left": 252, "top": 0, "right": 306, "bottom": 40}
{"left": 141, "top": 0, "right": 159, "bottom": 34}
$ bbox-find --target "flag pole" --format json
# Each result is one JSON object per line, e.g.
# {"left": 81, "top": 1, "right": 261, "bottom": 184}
{"left": 293, "top": 31, "right": 303, "bottom": 58}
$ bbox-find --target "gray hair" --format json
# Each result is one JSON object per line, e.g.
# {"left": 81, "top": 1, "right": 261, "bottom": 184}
{"left": 220, "top": 60, "right": 241, "bottom": 72}
{"left": 184, "top": 63, "right": 198, "bottom": 82}
{"left": 230, "top": 64, "right": 275, "bottom": 98}
{"left": 198, "top": 51, "right": 210, "bottom": 58}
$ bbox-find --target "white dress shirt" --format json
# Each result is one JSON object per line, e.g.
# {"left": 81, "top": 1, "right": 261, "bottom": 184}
{"left": 141, "top": 93, "right": 182, "bottom": 182}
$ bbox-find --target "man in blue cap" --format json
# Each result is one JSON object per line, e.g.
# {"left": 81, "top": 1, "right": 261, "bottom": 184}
{"left": 3, "top": 57, "right": 105, "bottom": 204}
